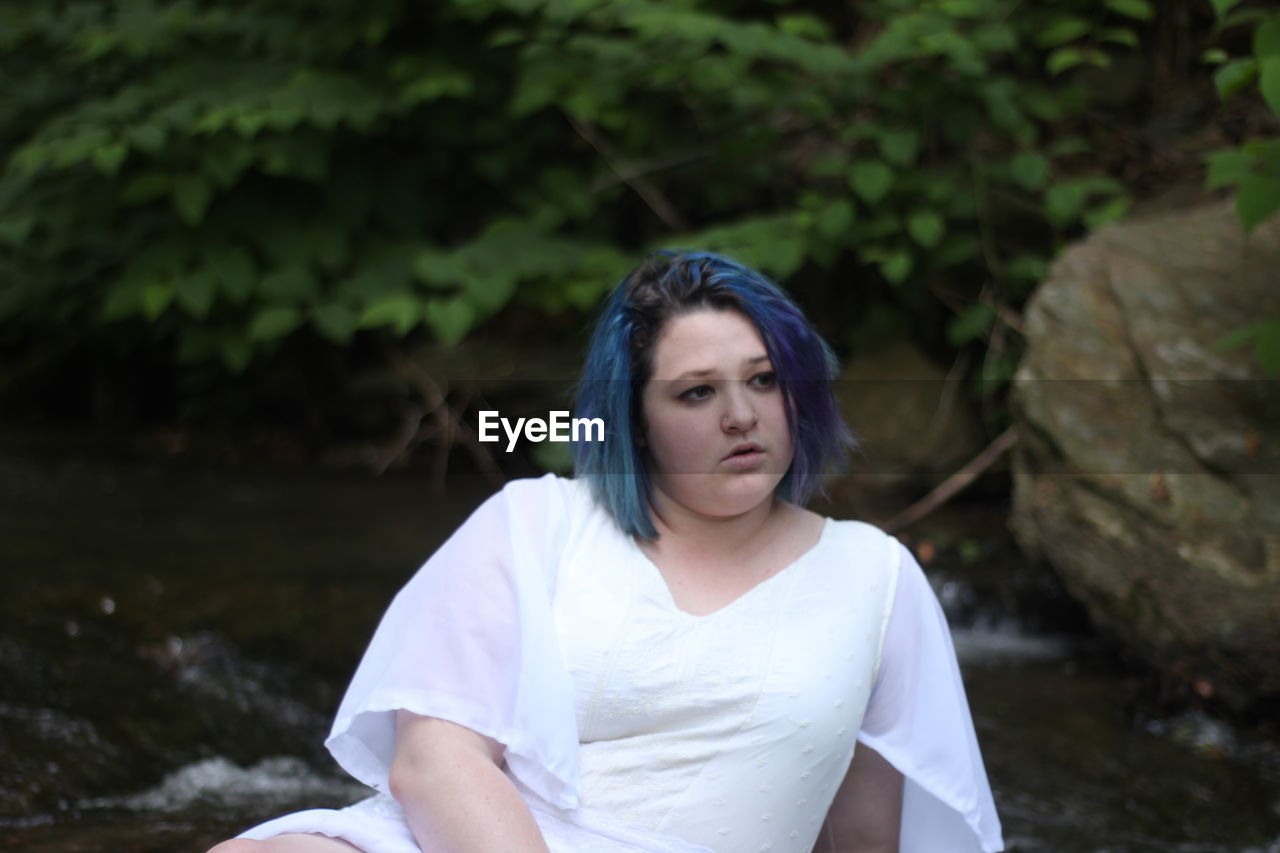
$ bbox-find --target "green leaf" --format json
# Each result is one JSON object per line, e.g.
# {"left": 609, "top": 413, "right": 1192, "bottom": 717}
{"left": 1105, "top": 0, "right": 1153, "bottom": 21}
{"left": 213, "top": 247, "right": 256, "bottom": 303}
{"left": 1083, "top": 196, "right": 1131, "bottom": 229}
{"left": 1223, "top": 9, "right": 1272, "bottom": 31}
{"left": 489, "top": 28, "right": 523, "bottom": 47}
{"left": 219, "top": 336, "right": 253, "bottom": 373}
{"left": 233, "top": 112, "right": 269, "bottom": 138}
{"left": 1045, "top": 183, "right": 1089, "bottom": 226}
{"left": 1210, "top": 320, "right": 1262, "bottom": 353}
{"left": 0, "top": 216, "right": 34, "bottom": 246}
{"left": 401, "top": 68, "right": 474, "bottom": 105}
{"left": 1210, "top": 0, "right": 1244, "bottom": 19}
{"left": 175, "top": 268, "right": 218, "bottom": 318}
{"left": 1206, "top": 148, "right": 1257, "bottom": 189}
{"left": 172, "top": 175, "right": 212, "bottom": 225}
{"left": 816, "top": 199, "right": 854, "bottom": 239}
{"left": 880, "top": 251, "right": 913, "bottom": 284}
{"left": 1256, "top": 319, "right": 1280, "bottom": 377}
{"left": 101, "top": 285, "right": 141, "bottom": 321}
{"left": 1214, "top": 58, "right": 1258, "bottom": 99}
{"left": 1048, "top": 136, "right": 1091, "bottom": 157}
{"left": 311, "top": 304, "right": 357, "bottom": 344}
{"left": 1255, "top": 16, "right": 1280, "bottom": 59}
{"left": 1261, "top": 57, "right": 1280, "bottom": 116}
{"left": 140, "top": 281, "right": 174, "bottom": 321}
{"left": 463, "top": 273, "right": 515, "bottom": 314}
{"left": 947, "top": 302, "right": 994, "bottom": 346}
{"left": 1007, "top": 254, "right": 1049, "bottom": 283}
{"left": 1036, "top": 17, "right": 1090, "bottom": 48}
{"left": 1202, "top": 48, "right": 1229, "bottom": 65}
{"left": 907, "top": 210, "right": 945, "bottom": 248}
{"left": 128, "top": 124, "right": 168, "bottom": 154}
{"left": 425, "top": 298, "right": 476, "bottom": 346}
{"left": 1099, "top": 27, "right": 1139, "bottom": 48}
{"left": 121, "top": 172, "right": 171, "bottom": 205}
{"left": 92, "top": 143, "right": 128, "bottom": 177}
{"left": 776, "top": 13, "right": 831, "bottom": 40}
{"left": 54, "top": 130, "right": 108, "bottom": 169}
{"left": 260, "top": 267, "right": 317, "bottom": 303}
{"left": 878, "top": 129, "right": 920, "bottom": 167}
{"left": 933, "top": 234, "right": 981, "bottom": 268}
{"left": 1010, "top": 152, "right": 1051, "bottom": 190}
{"left": 972, "top": 22, "right": 1017, "bottom": 53}
{"left": 10, "top": 144, "right": 47, "bottom": 175}
{"left": 1047, "top": 47, "right": 1085, "bottom": 76}
{"left": 358, "top": 293, "right": 422, "bottom": 336}
{"left": 937, "top": 0, "right": 985, "bottom": 19}
{"left": 1236, "top": 175, "right": 1280, "bottom": 231}
{"left": 249, "top": 306, "right": 303, "bottom": 342}
{"left": 849, "top": 162, "right": 894, "bottom": 204}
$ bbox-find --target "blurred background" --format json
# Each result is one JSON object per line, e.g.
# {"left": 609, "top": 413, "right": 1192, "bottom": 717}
{"left": 1, "top": 0, "right": 1278, "bottom": 850}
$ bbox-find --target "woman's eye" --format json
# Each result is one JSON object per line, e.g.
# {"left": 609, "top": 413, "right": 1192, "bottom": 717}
{"left": 678, "top": 385, "right": 713, "bottom": 402}
{"left": 750, "top": 371, "right": 777, "bottom": 388}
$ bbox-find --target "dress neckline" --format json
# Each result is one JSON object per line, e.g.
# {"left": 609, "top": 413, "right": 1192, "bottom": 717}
{"left": 629, "top": 516, "right": 833, "bottom": 621}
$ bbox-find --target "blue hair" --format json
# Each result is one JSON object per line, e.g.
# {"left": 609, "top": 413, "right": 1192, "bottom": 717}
{"left": 573, "top": 250, "right": 855, "bottom": 539}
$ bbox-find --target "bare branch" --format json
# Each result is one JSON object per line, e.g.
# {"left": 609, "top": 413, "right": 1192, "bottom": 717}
{"left": 567, "top": 113, "right": 688, "bottom": 231}
{"left": 883, "top": 426, "right": 1018, "bottom": 534}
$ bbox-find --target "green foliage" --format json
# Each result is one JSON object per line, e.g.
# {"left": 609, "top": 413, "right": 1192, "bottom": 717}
{"left": 1205, "top": 3, "right": 1280, "bottom": 376}
{"left": 0, "top": 0, "right": 1147, "bottom": 391}
{"left": 1211, "top": 317, "right": 1280, "bottom": 378}
{"left": 1206, "top": 6, "right": 1280, "bottom": 231}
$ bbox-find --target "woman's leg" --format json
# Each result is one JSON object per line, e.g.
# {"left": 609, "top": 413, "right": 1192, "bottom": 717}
{"left": 208, "top": 834, "right": 365, "bottom": 852}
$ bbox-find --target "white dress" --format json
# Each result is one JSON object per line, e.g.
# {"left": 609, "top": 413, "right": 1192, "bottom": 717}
{"left": 240, "top": 474, "right": 1003, "bottom": 852}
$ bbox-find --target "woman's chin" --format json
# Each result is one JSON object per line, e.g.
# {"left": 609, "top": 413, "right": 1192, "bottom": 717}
{"left": 656, "top": 472, "right": 784, "bottom": 520}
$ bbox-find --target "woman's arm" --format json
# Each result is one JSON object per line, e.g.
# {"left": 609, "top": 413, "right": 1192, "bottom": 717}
{"left": 822, "top": 743, "right": 904, "bottom": 853}
{"left": 389, "top": 710, "right": 551, "bottom": 853}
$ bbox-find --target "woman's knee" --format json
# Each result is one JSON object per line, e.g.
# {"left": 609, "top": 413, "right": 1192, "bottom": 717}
{"left": 208, "top": 836, "right": 362, "bottom": 853}
{"left": 207, "top": 841, "right": 265, "bottom": 853}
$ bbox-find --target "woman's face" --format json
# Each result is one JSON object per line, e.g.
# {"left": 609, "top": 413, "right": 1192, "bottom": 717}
{"left": 639, "top": 308, "right": 794, "bottom": 521}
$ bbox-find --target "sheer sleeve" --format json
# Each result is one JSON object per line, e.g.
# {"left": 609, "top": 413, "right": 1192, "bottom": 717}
{"left": 323, "top": 473, "right": 582, "bottom": 810}
{"left": 857, "top": 541, "right": 1004, "bottom": 853}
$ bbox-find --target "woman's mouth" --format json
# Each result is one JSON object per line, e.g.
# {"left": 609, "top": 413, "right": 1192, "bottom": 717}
{"left": 722, "top": 444, "right": 765, "bottom": 469}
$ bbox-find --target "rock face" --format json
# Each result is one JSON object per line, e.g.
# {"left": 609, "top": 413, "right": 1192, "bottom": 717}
{"left": 834, "top": 338, "right": 988, "bottom": 484}
{"left": 1011, "top": 200, "right": 1280, "bottom": 708}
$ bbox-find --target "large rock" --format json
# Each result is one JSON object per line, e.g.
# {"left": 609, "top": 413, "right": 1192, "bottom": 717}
{"left": 1011, "top": 200, "right": 1280, "bottom": 708}
{"left": 834, "top": 338, "right": 988, "bottom": 484}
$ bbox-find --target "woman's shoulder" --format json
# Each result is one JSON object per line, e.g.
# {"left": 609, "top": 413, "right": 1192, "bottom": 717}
{"left": 820, "top": 513, "right": 901, "bottom": 559}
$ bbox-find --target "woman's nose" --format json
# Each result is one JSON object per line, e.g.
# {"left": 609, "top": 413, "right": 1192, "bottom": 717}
{"left": 721, "top": 386, "right": 758, "bottom": 432}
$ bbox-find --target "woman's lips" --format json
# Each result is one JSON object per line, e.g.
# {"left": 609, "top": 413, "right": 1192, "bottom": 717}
{"left": 721, "top": 449, "right": 765, "bottom": 470}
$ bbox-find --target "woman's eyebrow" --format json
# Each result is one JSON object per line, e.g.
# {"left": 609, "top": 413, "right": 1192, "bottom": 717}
{"left": 672, "top": 354, "right": 771, "bottom": 381}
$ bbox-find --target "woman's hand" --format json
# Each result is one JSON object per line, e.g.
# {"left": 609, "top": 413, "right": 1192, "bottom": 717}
{"left": 389, "top": 711, "right": 551, "bottom": 853}
{"left": 821, "top": 743, "right": 903, "bottom": 853}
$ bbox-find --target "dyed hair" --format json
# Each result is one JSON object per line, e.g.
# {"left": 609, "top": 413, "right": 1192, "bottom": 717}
{"left": 573, "top": 250, "right": 854, "bottom": 539}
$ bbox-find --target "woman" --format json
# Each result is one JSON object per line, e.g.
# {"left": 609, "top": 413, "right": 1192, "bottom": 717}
{"left": 210, "top": 251, "right": 1004, "bottom": 853}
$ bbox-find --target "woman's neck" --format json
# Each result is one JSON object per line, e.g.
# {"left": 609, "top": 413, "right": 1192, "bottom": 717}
{"left": 643, "top": 488, "right": 790, "bottom": 566}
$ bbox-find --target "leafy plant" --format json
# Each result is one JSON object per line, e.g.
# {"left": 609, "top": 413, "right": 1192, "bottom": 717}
{"left": 1203, "top": 0, "right": 1280, "bottom": 377}
{"left": 0, "top": 0, "right": 1157, "bottom": 415}
{"left": 1204, "top": 0, "right": 1280, "bottom": 230}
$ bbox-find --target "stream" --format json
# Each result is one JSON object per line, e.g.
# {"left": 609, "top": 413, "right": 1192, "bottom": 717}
{"left": 1, "top": 427, "right": 1278, "bottom": 852}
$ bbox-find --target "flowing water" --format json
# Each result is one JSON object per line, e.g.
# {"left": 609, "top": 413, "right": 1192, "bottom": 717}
{"left": 1, "top": 428, "right": 1277, "bottom": 852}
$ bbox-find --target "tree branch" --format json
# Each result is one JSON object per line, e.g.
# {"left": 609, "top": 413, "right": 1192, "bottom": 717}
{"left": 567, "top": 114, "right": 688, "bottom": 231}
{"left": 883, "top": 426, "right": 1019, "bottom": 533}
